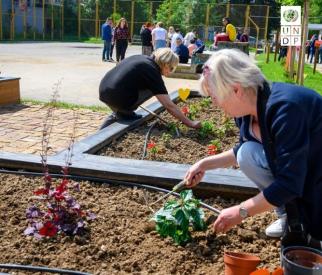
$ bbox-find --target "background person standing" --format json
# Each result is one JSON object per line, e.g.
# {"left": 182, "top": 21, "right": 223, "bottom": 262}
{"left": 140, "top": 22, "right": 153, "bottom": 56}
{"left": 114, "top": 18, "right": 131, "bottom": 62}
{"left": 151, "top": 22, "right": 167, "bottom": 50}
{"left": 101, "top": 18, "right": 113, "bottom": 62}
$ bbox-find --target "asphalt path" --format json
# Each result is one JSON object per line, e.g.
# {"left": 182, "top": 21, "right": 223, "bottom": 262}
{"left": 0, "top": 42, "right": 200, "bottom": 106}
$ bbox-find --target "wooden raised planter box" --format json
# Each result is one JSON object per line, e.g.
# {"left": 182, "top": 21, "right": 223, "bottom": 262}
{"left": 0, "top": 77, "right": 21, "bottom": 105}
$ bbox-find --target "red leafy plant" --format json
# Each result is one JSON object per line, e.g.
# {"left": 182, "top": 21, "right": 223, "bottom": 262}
{"left": 24, "top": 84, "right": 95, "bottom": 239}
{"left": 147, "top": 140, "right": 158, "bottom": 156}
{"left": 207, "top": 139, "right": 222, "bottom": 155}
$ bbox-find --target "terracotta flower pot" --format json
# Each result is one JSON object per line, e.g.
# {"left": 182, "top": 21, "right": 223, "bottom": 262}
{"left": 224, "top": 251, "right": 261, "bottom": 275}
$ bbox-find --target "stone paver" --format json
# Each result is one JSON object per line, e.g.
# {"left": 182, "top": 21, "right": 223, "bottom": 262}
{"left": 0, "top": 104, "right": 106, "bottom": 155}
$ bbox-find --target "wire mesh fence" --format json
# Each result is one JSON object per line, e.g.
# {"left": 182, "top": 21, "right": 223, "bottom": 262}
{"left": 0, "top": 0, "right": 271, "bottom": 42}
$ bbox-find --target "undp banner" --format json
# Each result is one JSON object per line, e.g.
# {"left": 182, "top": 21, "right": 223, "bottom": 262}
{"left": 280, "top": 6, "right": 302, "bottom": 46}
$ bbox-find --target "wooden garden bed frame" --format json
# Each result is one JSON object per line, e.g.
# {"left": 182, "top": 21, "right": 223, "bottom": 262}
{"left": 0, "top": 90, "right": 257, "bottom": 199}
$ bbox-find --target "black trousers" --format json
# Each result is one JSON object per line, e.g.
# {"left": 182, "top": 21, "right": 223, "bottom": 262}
{"left": 100, "top": 89, "right": 153, "bottom": 115}
{"left": 115, "top": 39, "right": 128, "bottom": 62}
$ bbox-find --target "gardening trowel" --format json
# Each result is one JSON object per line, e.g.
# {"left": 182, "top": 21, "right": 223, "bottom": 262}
{"left": 150, "top": 179, "right": 188, "bottom": 206}
{"left": 139, "top": 105, "right": 180, "bottom": 137}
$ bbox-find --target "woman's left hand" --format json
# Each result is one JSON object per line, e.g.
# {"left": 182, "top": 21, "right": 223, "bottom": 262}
{"left": 213, "top": 205, "right": 243, "bottom": 234}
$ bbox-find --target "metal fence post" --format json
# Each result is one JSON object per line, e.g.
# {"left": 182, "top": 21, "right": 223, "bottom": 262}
{"left": 11, "top": 0, "right": 15, "bottom": 40}
{"left": 51, "top": 0, "right": 54, "bottom": 40}
{"left": 226, "top": 1, "right": 230, "bottom": 18}
{"left": 95, "top": 0, "right": 99, "bottom": 38}
{"left": 78, "top": 0, "right": 81, "bottom": 40}
{"left": 0, "top": 0, "right": 2, "bottom": 40}
{"left": 131, "top": 0, "right": 135, "bottom": 38}
{"left": 61, "top": 0, "right": 64, "bottom": 40}
{"left": 205, "top": 4, "right": 210, "bottom": 42}
{"left": 264, "top": 5, "right": 270, "bottom": 41}
{"left": 150, "top": 1, "right": 153, "bottom": 22}
{"left": 245, "top": 5, "right": 250, "bottom": 30}
{"left": 42, "top": 0, "right": 45, "bottom": 40}
{"left": 33, "top": 0, "right": 36, "bottom": 40}
{"left": 24, "top": 2, "right": 27, "bottom": 39}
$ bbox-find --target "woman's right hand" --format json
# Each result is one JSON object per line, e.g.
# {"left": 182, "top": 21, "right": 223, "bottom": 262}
{"left": 185, "top": 161, "right": 205, "bottom": 188}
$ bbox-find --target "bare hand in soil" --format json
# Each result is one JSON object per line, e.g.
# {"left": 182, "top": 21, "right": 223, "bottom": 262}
{"left": 189, "top": 120, "right": 202, "bottom": 129}
{"left": 213, "top": 205, "right": 243, "bottom": 234}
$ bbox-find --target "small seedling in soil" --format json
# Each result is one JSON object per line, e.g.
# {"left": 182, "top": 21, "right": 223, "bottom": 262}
{"left": 167, "top": 122, "right": 179, "bottom": 136}
{"left": 152, "top": 190, "right": 206, "bottom": 246}
{"left": 200, "top": 97, "right": 212, "bottom": 109}
{"left": 208, "top": 139, "right": 222, "bottom": 155}
{"left": 199, "top": 120, "right": 215, "bottom": 139}
{"left": 161, "top": 133, "right": 172, "bottom": 147}
{"left": 147, "top": 141, "right": 158, "bottom": 156}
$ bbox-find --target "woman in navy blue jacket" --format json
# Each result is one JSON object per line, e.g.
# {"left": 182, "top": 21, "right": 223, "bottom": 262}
{"left": 185, "top": 49, "right": 322, "bottom": 249}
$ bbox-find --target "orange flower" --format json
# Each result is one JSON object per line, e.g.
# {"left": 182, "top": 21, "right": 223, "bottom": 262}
{"left": 147, "top": 141, "right": 156, "bottom": 149}
{"left": 207, "top": 144, "right": 217, "bottom": 155}
{"left": 181, "top": 106, "right": 190, "bottom": 116}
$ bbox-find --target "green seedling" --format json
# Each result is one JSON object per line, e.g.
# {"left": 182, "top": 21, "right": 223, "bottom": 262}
{"left": 152, "top": 190, "right": 206, "bottom": 246}
{"left": 161, "top": 133, "right": 172, "bottom": 147}
{"left": 200, "top": 97, "right": 212, "bottom": 108}
{"left": 199, "top": 120, "right": 215, "bottom": 139}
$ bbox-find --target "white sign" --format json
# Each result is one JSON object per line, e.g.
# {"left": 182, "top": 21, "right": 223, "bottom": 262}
{"left": 280, "top": 6, "right": 302, "bottom": 46}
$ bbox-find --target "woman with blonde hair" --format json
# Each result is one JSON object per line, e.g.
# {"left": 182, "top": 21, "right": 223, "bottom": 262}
{"left": 99, "top": 48, "right": 201, "bottom": 129}
{"left": 113, "top": 17, "right": 131, "bottom": 62}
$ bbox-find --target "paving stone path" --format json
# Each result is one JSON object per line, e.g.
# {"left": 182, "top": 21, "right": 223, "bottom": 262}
{"left": 0, "top": 104, "right": 106, "bottom": 155}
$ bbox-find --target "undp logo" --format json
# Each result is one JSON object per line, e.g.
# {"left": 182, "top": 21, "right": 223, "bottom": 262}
{"left": 283, "top": 9, "right": 299, "bottom": 23}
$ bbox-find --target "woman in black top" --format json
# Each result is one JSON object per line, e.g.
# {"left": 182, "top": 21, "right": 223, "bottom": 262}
{"left": 140, "top": 22, "right": 153, "bottom": 56}
{"left": 99, "top": 48, "right": 201, "bottom": 130}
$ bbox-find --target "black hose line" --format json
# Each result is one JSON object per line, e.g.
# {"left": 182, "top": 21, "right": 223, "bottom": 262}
{"left": 0, "top": 264, "right": 91, "bottom": 275}
{"left": 141, "top": 121, "right": 158, "bottom": 159}
{"left": 0, "top": 168, "right": 221, "bottom": 214}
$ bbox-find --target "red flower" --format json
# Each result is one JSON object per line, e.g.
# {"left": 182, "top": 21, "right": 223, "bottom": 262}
{"left": 34, "top": 188, "right": 49, "bottom": 195}
{"left": 56, "top": 179, "right": 69, "bottom": 194}
{"left": 207, "top": 144, "right": 217, "bottom": 155}
{"left": 181, "top": 106, "right": 189, "bottom": 116}
{"left": 39, "top": 221, "right": 58, "bottom": 237}
{"left": 147, "top": 141, "right": 156, "bottom": 149}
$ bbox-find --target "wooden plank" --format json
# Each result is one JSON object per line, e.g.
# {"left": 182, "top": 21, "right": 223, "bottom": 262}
{"left": 0, "top": 151, "right": 257, "bottom": 199}
{"left": 0, "top": 77, "right": 21, "bottom": 105}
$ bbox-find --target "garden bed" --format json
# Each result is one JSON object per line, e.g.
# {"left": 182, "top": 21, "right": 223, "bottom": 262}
{"left": 98, "top": 98, "right": 240, "bottom": 165}
{"left": 0, "top": 173, "right": 280, "bottom": 274}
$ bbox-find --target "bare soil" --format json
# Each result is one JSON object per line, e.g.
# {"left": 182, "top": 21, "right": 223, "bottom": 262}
{"left": 0, "top": 173, "right": 281, "bottom": 275}
{"left": 98, "top": 98, "right": 240, "bottom": 165}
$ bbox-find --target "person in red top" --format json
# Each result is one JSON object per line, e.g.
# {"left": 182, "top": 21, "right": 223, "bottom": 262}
{"left": 113, "top": 18, "right": 131, "bottom": 62}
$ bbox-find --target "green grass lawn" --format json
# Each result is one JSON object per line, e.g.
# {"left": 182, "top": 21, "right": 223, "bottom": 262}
{"left": 256, "top": 53, "right": 322, "bottom": 95}
{"left": 21, "top": 98, "right": 109, "bottom": 113}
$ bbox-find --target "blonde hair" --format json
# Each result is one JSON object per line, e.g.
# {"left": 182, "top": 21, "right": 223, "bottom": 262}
{"left": 152, "top": 48, "right": 179, "bottom": 72}
{"left": 200, "top": 49, "right": 266, "bottom": 100}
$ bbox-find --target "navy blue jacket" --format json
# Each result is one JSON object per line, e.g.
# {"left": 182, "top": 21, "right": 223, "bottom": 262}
{"left": 102, "top": 23, "right": 112, "bottom": 41}
{"left": 234, "top": 82, "right": 322, "bottom": 239}
{"left": 175, "top": 44, "right": 189, "bottom": 64}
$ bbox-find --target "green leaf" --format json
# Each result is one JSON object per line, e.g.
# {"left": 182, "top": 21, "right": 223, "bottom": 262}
{"left": 180, "top": 189, "right": 193, "bottom": 202}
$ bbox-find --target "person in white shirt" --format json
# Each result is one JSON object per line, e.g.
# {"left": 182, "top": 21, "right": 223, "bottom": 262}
{"left": 151, "top": 22, "right": 167, "bottom": 49}
{"left": 183, "top": 29, "right": 196, "bottom": 47}
{"left": 171, "top": 28, "right": 183, "bottom": 52}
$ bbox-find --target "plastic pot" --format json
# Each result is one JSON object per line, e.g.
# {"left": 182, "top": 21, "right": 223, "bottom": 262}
{"left": 224, "top": 251, "right": 261, "bottom": 275}
{"left": 282, "top": 246, "right": 322, "bottom": 275}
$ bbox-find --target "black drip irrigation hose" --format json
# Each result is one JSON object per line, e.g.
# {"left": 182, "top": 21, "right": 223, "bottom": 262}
{"left": 0, "top": 264, "right": 91, "bottom": 275}
{"left": 141, "top": 121, "right": 158, "bottom": 159}
{"left": 0, "top": 169, "right": 221, "bottom": 214}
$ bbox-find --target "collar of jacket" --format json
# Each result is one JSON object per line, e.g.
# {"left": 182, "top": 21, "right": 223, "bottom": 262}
{"left": 257, "top": 81, "right": 277, "bottom": 176}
